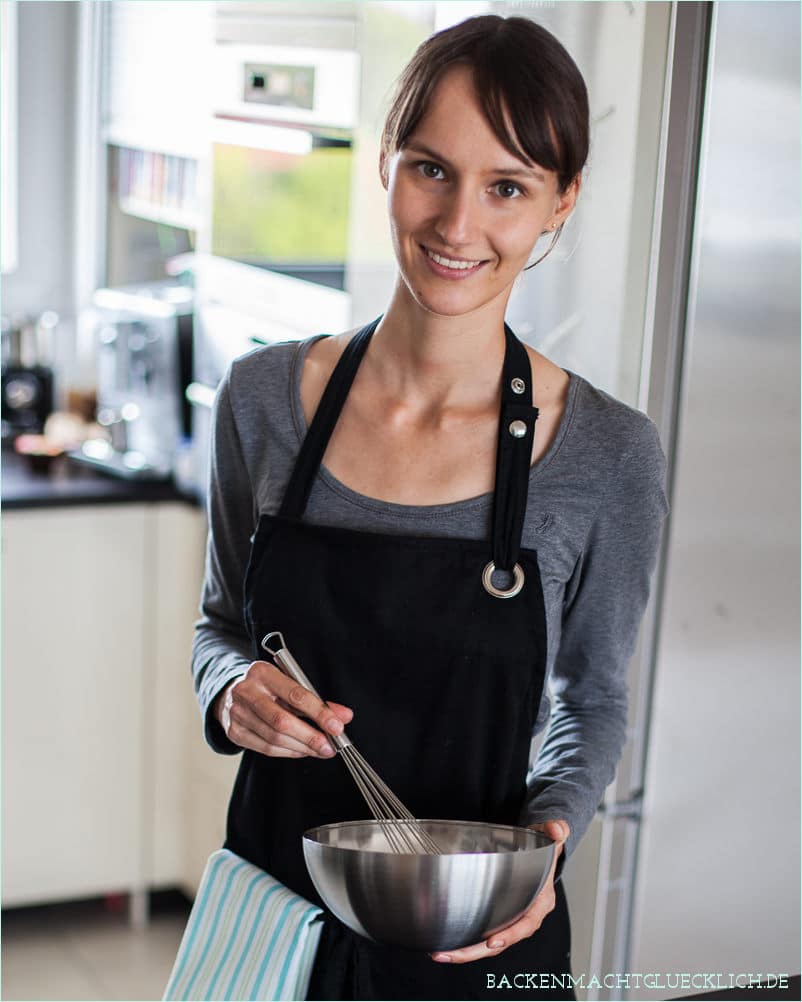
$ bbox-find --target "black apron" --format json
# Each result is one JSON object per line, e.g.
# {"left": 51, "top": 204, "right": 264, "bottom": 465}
{"left": 227, "top": 318, "right": 574, "bottom": 1000}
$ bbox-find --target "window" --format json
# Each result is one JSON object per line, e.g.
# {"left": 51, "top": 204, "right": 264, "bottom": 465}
{"left": 1, "top": 0, "right": 18, "bottom": 274}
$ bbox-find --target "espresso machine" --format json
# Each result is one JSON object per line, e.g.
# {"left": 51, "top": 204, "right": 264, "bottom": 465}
{"left": 74, "top": 280, "right": 193, "bottom": 480}
{"left": 1, "top": 312, "right": 57, "bottom": 441}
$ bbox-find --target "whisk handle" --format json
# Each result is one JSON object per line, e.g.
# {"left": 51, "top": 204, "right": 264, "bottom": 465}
{"left": 263, "top": 635, "right": 352, "bottom": 752}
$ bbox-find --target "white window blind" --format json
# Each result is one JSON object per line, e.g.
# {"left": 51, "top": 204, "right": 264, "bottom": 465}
{"left": 1, "top": 0, "right": 18, "bottom": 275}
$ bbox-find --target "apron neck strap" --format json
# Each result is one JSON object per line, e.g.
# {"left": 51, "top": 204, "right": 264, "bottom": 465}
{"left": 279, "top": 318, "right": 379, "bottom": 518}
{"left": 279, "top": 319, "right": 538, "bottom": 574}
{"left": 491, "top": 325, "right": 539, "bottom": 573}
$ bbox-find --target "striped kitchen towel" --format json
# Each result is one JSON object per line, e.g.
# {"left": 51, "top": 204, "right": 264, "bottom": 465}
{"left": 163, "top": 849, "right": 324, "bottom": 1001}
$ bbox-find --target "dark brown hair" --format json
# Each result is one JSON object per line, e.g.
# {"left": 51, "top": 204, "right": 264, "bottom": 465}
{"left": 381, "top": 15, "right": 589, "bottom": 263}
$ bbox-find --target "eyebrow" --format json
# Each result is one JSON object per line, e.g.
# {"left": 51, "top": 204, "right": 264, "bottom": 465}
{"left": 404, "top": 141, "right": 546, "bottom": 183}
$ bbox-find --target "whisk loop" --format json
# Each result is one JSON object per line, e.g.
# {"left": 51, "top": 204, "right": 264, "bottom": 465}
{"left": 262, "top": 632, "right": 441, "bottom": 855}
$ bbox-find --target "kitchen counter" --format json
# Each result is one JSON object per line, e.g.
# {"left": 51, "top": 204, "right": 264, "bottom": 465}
{"left": 1, "top": 448, "right": 200, "bottom": 510}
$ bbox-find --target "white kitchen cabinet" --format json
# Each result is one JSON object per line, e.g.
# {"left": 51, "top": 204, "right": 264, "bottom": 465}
{"left": 147, "top": 501, "right": 211, "bottom": 890}
{"left": 2, "top": 504, "right": 148, "bottom": 905}
{"left": 1, "top": 500, "right": 217, "bottom": 908}
{"left": 104, "top": 1, "right": 213, "bottom": 162}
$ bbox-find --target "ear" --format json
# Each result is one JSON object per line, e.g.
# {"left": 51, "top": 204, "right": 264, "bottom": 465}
{"left": 551, "top": 173, "right": 581, "bottom": 228}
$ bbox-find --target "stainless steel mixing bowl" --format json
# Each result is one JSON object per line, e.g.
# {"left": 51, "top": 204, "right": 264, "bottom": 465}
{"left": 302, "top": 819, "right": 556, "bottom": 952}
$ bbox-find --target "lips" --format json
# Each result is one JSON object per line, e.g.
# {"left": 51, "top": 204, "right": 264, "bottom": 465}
{"left": 420, "top": 244, "right": 487, "bottom": 278}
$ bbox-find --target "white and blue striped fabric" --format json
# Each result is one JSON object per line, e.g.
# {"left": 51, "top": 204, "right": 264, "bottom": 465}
{"left": 164, "top": 849, "right": 324, "bottom": 1001}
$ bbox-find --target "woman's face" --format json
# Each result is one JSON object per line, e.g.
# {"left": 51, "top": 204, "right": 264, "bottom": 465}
{"left": 382, "top": 64, "right": 579, "bottom": 321}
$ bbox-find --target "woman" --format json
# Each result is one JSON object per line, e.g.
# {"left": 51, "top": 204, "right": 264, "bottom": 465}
{"left": 193, "top": 14, "right": 667, "bottom": 1001}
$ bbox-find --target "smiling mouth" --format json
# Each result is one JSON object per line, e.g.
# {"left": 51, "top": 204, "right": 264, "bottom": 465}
{"left": 421, "top": 245, "right": 486, "bottom": 271}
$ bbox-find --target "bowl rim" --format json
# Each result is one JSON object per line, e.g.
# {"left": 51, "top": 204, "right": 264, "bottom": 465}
{"left": 302, "top": 818, "right": 556, "bottom": 856}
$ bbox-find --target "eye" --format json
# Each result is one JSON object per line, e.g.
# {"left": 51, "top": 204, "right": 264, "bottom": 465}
{"left": 415, "top": 161, "right": 446, "bottom": 181}
{"left": 493, "top": 180, "right": 524, "bottom": 199}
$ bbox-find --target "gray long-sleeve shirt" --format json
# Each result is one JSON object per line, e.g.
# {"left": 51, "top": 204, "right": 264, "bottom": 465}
{"left": 192, "top": 334, "right": 668, "bottom": 858}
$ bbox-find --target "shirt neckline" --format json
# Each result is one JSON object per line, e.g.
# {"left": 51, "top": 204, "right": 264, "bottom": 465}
{"left": 289, "top": 333, "right": 580, "bottom": 516}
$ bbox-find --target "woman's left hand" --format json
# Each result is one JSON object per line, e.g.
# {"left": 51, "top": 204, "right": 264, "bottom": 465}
{"left": 430, "top": 819, "right": 569, "bottom": 965}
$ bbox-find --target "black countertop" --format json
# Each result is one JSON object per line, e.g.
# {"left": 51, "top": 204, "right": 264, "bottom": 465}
{"left": 1, "top": 448, "right": 200, "bottom": 510}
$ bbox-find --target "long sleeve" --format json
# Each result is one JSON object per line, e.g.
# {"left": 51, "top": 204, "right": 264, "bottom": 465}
{"left": 192, "top": 366, "right": 258, "bottom": 754}
{"left": 520, "top": 415, "right": 668, "bottom": 859}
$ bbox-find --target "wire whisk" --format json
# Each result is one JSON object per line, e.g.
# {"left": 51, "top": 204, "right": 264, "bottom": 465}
{"left": 262, "top": 632, "right": 442, "bottom": 855}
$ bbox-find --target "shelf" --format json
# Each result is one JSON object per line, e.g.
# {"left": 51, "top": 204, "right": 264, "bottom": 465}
{"left": 118, "top": 196, "right": 201, "bottom": 232}
{"left": 104, "top": 128, "right": 207, "bottom": 164}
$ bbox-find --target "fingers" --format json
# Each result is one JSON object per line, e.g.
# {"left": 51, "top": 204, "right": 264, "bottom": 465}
{"left": 532, "top": 819, "right": 570, "bottom": 845}
{"left": 278, "top": 677, "right": 346, "bottom": 737}
{"left": 326, "top": 701, "right": 355, "bottom": 724}
{"left": 431, "top": 940, "right": 508, "bottom": 965}
{"left": 227, "top": 693, "right": 333, "bottom": 758}
{"left": 223, "top": 713, "right": 306, "bottom": 759}
{"left": 222, "top": 661, "right": 354, "bottom": 760}
{"left": 526, "top": 819, "right": 568, "bottom": 903}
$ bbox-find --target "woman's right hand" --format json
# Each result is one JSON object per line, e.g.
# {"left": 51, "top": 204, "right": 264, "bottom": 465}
{"left": 214, "top": 661, "right": 353, "bottom": 759}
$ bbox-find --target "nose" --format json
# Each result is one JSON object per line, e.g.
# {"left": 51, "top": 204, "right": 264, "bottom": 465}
{"left": 434, "top": 184, "right": 480, "bottom": 249}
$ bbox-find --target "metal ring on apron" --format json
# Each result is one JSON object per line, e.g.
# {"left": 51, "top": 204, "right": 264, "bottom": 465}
{"left": 482, "top": 560, "right": 525, "bottom": 599}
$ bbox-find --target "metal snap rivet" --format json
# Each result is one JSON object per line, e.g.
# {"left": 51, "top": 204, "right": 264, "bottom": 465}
{"left": 509, "top": 420, "right": 527, "bottom": 438}
{"left": 511, "top": 377, "right": 526, "bottom": 394}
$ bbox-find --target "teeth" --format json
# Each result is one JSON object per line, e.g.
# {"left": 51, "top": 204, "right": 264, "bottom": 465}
{"left": 425, "top": 248, "right": 481, "bottom": 270}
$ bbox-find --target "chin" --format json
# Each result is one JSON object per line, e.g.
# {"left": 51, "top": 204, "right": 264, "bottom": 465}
{"left": 408, "top": 289, "right": 483, "bottom": 319}
{"left": 404, "top": 276, "right": 511, "bottom": 321}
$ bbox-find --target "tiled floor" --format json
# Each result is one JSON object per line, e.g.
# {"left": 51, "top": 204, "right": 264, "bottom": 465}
{"left": 1, "top": 893, "right": 191, "bottom": 1001}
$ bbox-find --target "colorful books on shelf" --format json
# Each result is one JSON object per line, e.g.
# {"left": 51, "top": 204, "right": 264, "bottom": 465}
{"left": 117, "top": 146, "right": 200, "bottom": 230}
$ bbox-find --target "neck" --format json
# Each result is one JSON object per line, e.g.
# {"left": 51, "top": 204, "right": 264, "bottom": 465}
{"left": 367, "top": 280, "right": 510, "bottom": 409}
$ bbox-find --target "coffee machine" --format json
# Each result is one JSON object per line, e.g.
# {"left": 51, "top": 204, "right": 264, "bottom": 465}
{"left": 1, "top": 312, "right": 57, "bottom": 441}
{"left": 74, "top": 281, "right": 193, "bottom": 480}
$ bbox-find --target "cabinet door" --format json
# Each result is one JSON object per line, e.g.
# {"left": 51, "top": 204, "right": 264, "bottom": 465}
{"left": 177, "top": 506, "right": 241, "bottom": 898}
{"left": 146, "top": 502, "right": 209, "bottom": 888}
{"left": 1, "top": 505, "right": 147, "bottom": 905}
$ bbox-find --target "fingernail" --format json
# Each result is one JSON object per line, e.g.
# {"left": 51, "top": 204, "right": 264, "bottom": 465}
{"left": 489, "top": 939, "right": 504, "bottom": 949}
{"left": 321, "top": 743, "right": 335, "bottom": 756}
{"left": 328, "top": 718, "right": 343, "bottom": 735}
{"left": 432, "top": 954, "right": 451, "bottom": 963}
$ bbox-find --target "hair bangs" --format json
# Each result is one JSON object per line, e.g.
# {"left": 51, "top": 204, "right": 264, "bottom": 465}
{"left": 473, "top": 57, "right": 564, "bottom": 179}
{"left": 381, "top": 15, "right": 588, "bottom": 195}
